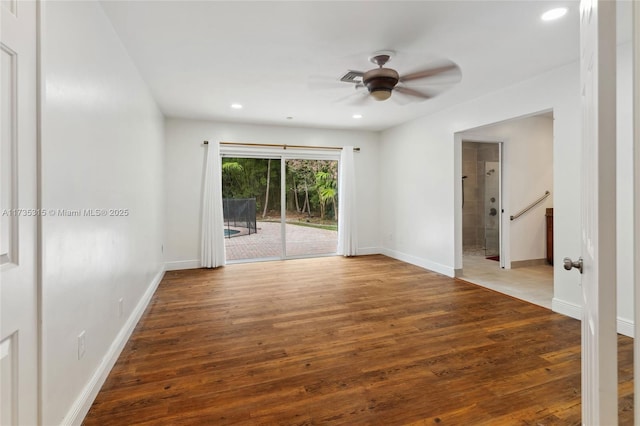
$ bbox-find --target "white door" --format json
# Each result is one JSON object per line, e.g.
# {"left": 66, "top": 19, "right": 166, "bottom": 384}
{"left": 576, "top": 0, "right": 618, "bottom": 424}
{"left": 634, "top": 1, "right": 640, "bottom": 421}
{"left": 0, "top": 0, "right": 39, "bottom": 425}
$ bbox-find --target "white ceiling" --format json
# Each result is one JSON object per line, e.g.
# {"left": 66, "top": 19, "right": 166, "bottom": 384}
{"left": 98, "top": 1, "right": 614, "bottom": 131}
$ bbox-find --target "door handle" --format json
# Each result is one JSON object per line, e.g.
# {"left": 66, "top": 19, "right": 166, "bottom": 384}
{"left": 563, "top": 257, "right": 583, "bottom": 274}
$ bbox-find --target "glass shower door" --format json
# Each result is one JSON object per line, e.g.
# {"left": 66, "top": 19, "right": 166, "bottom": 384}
{"left": 484, "top": 161, "right": 500, "bottom": 258}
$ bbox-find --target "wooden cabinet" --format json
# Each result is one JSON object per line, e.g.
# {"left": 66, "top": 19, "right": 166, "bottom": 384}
{"left": 546, "top": 208, "right": 553, "bottom": 265}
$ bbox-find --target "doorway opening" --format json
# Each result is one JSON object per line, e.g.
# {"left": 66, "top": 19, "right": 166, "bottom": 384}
{"left": 455, "top": 111, "right": 554, "bottom": 309}
{"left": 461, "top": 141, "right": 502, "bottom": 263}
{"left": 221, "top": 155, "right": 339, "bottom": 262}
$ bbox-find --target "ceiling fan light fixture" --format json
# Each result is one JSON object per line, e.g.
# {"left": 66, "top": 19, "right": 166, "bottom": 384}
{"left": 363, "top": 67, "right": 399, "bottom": 102}
{"left": 370, "top": 89, "right": 392, "bottom": 101}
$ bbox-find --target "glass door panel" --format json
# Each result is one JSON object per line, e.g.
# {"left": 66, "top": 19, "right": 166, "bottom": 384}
{"left": 284, "top": 159, "right": 338, "bottom": 257}
{"left": 222, "top": 157, "right": 282, "bottom": 261}
{"left": 484, "top": 161, "right": 500, "bottom": 257}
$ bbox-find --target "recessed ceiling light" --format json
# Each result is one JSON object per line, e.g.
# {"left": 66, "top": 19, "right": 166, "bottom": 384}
{"left": 541, "top": 7, "right": 568, "bottom": 21}
{"left": 352, "top": 114, "right": 363, "bottom": 119}
{"left": 231, "top": 103, "right": 243, "bottom": 109}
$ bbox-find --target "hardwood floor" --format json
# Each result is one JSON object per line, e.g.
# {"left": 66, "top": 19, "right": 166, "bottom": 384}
{"left": 84, "top": 255, "right": 633, "bottom": 425}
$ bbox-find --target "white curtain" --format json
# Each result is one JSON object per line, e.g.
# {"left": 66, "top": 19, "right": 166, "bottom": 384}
{"left": 201, "top": 141, "right": 226, "bottom": 268}
{"left": 337, "top": 146, "right": 358, "bottom": 256}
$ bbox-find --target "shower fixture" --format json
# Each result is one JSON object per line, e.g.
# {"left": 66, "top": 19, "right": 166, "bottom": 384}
{"left": 486, "top": 169, "right": 495, "bottom": 176}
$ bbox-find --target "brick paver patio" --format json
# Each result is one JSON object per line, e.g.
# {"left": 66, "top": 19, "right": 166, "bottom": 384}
{"left": 224, "top": 221, "right": 338, "bottom": 261}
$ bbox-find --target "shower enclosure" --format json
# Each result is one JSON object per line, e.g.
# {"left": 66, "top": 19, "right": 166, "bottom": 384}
{"left": 484, "top": 162, "right": 500, "bottom": 257}
{"left": 462, "top": 142, "right": 501, "bottom": 259}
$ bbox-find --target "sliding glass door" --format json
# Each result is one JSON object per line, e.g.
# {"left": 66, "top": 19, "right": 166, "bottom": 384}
{"left": 284, "top": 159, "right": 338, "bottom": 257}
{"left": 221, "top": 153, "right": 338, "bottom": 262}
{"left": 222, "top": 157, "right": 282, "bottom": 261}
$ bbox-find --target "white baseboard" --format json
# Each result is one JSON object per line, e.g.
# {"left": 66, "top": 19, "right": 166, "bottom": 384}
{"left": 165, "top": 259, "right": 201, "bottom": 271}
{"left": 356, "top": 246, "right": 382, "bottom": 256}
{"left": 551, "top": 297, "right": 582, "bottom": 320}
{"left": 552, "top": 297, "right": 634, "bottom": 337}
{"left": 511, "top": 258, "right": 548, "bottom": 268}
{"left": 63, "top": 267, "right": 165, "bottom": 426}
{"left": 617, "top": 317, "right": 634, "bottom": 338}
{"left": 166, "top": 252, "right": 382, "bottom": 269}
{"left": 382, "top": 248, "right": 455, "bottom": 277}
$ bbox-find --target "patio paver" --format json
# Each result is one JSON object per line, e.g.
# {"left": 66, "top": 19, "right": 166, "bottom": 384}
{"left": 224, "top": 221, "right": 337, "bottom": 261}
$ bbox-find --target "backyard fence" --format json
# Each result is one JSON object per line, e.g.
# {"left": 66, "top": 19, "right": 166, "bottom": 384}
{"left": 222, "top": 198, "right": 257, "bottom": 238}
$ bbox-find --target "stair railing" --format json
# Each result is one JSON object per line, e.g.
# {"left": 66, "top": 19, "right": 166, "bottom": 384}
{"left": 510, "top": 190, "right": 551, "bottom": 221}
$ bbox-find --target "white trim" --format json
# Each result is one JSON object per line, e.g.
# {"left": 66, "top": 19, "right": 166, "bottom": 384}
{"left": 356, "top": 247, "right": 381, "bottom": 256}
{"left": 552, "top": 297, "right": 583, "bottom": 320}
{"left": 454, "top": 134, "right": 509, "bottom": 270}
{"left": 221, "top": 146, "right": 340, "bottom": 161}
{"left": 618, "top": 317, "right": 634, "bottom": 339}
{"left": 552, "top": 297, "right": 634, "bottom": 338}
{"left": 453, "top": 134, "right": 463, "bottom": 270}
{"left": 633, "top": 0, "right": 640, "bottom": 417}
{"left": 382, "top": 248, "right": 455, "bottom": 277}
{"left": 0, "top": 336, "right": 10, "bottom": 359}
{"left": 165, "top": 259, "right": 201, "bottom": 271}
{"left": 62, "top": 267, "right": 165, "bottom": 426}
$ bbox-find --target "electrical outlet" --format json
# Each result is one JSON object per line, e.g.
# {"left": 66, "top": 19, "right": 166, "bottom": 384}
{"left": 78, "top": 331, "right": 86, "bottom": 360}
{"left": 118, "top": 298, "right": 124, "bottom": 318}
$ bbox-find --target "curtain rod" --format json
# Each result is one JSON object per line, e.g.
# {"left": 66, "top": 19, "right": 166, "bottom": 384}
{"left": 203, "top": 141, "right": 360, "bottom": 152}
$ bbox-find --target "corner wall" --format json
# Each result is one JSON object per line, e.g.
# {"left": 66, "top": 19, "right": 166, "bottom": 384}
{"left": 40, "top": 1, "right": 165, "bottom": 423}
{"left": 164, "top": 118, "right": 381, "bottom": 269}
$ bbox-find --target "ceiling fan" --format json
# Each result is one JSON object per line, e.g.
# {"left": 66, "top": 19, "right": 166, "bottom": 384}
{"left": 339, "top": 50, "right": 462, "bottom": 102}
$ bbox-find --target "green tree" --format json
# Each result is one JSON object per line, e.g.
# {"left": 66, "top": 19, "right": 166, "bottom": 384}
{"left": 221, "top": 161, "right": 244, "bottom": 198}
{"left": 315, "top": 170, "right": 338, "bottom": 219}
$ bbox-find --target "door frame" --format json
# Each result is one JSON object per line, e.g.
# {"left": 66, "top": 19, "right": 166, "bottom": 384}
{"left": 633, "top": 0, "right": 640, "bottom": 420}
{"left": 454, "top": 134, "right": 507, "bottom": 271}
{"left": 220, "top": 146, "right": 340, "bottom": 262}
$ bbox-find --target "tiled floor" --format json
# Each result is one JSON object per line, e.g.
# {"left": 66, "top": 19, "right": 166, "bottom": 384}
{"left": 459, "top": 252, "right": 554, "bottom": 309}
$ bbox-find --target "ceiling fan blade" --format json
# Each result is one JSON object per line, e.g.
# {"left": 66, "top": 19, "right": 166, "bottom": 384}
{"left": 332, "top": 88, "right": 365, "bottom": 104}
{"left": 308, "top": 76, "right": 353, "bottom": 90}
{"left": 394, "top": 86, "right": 436, "bottom": 99}
{"left": 390, "top": 92, "right": 413, "bottom": 105}
{"left": 339, "top": 70, "right": 365, "bottom": 82}
{"left": 399, "top": 61, "right": 461, "bottom": 84}
{"left": 308, "top": 70, "right": 365, "bottom": 90}
{"left": 348, "top": 91, "right": 371, "bottom": 105}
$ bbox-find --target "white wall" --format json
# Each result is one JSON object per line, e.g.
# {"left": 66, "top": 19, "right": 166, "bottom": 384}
{"left": 164, "top": 118, "right": 380, "bottom": 269}
{"left": 461, "top": 114, "right": 554, "bottom": 265}
{"left": 379, "top": 45, "right": 634, "bottom": 335}
{"left": 41, "top": 1, "right": 165, "bottom": 424}
{"left": 380, "top": 62, "right": 579, "bottom": 285}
